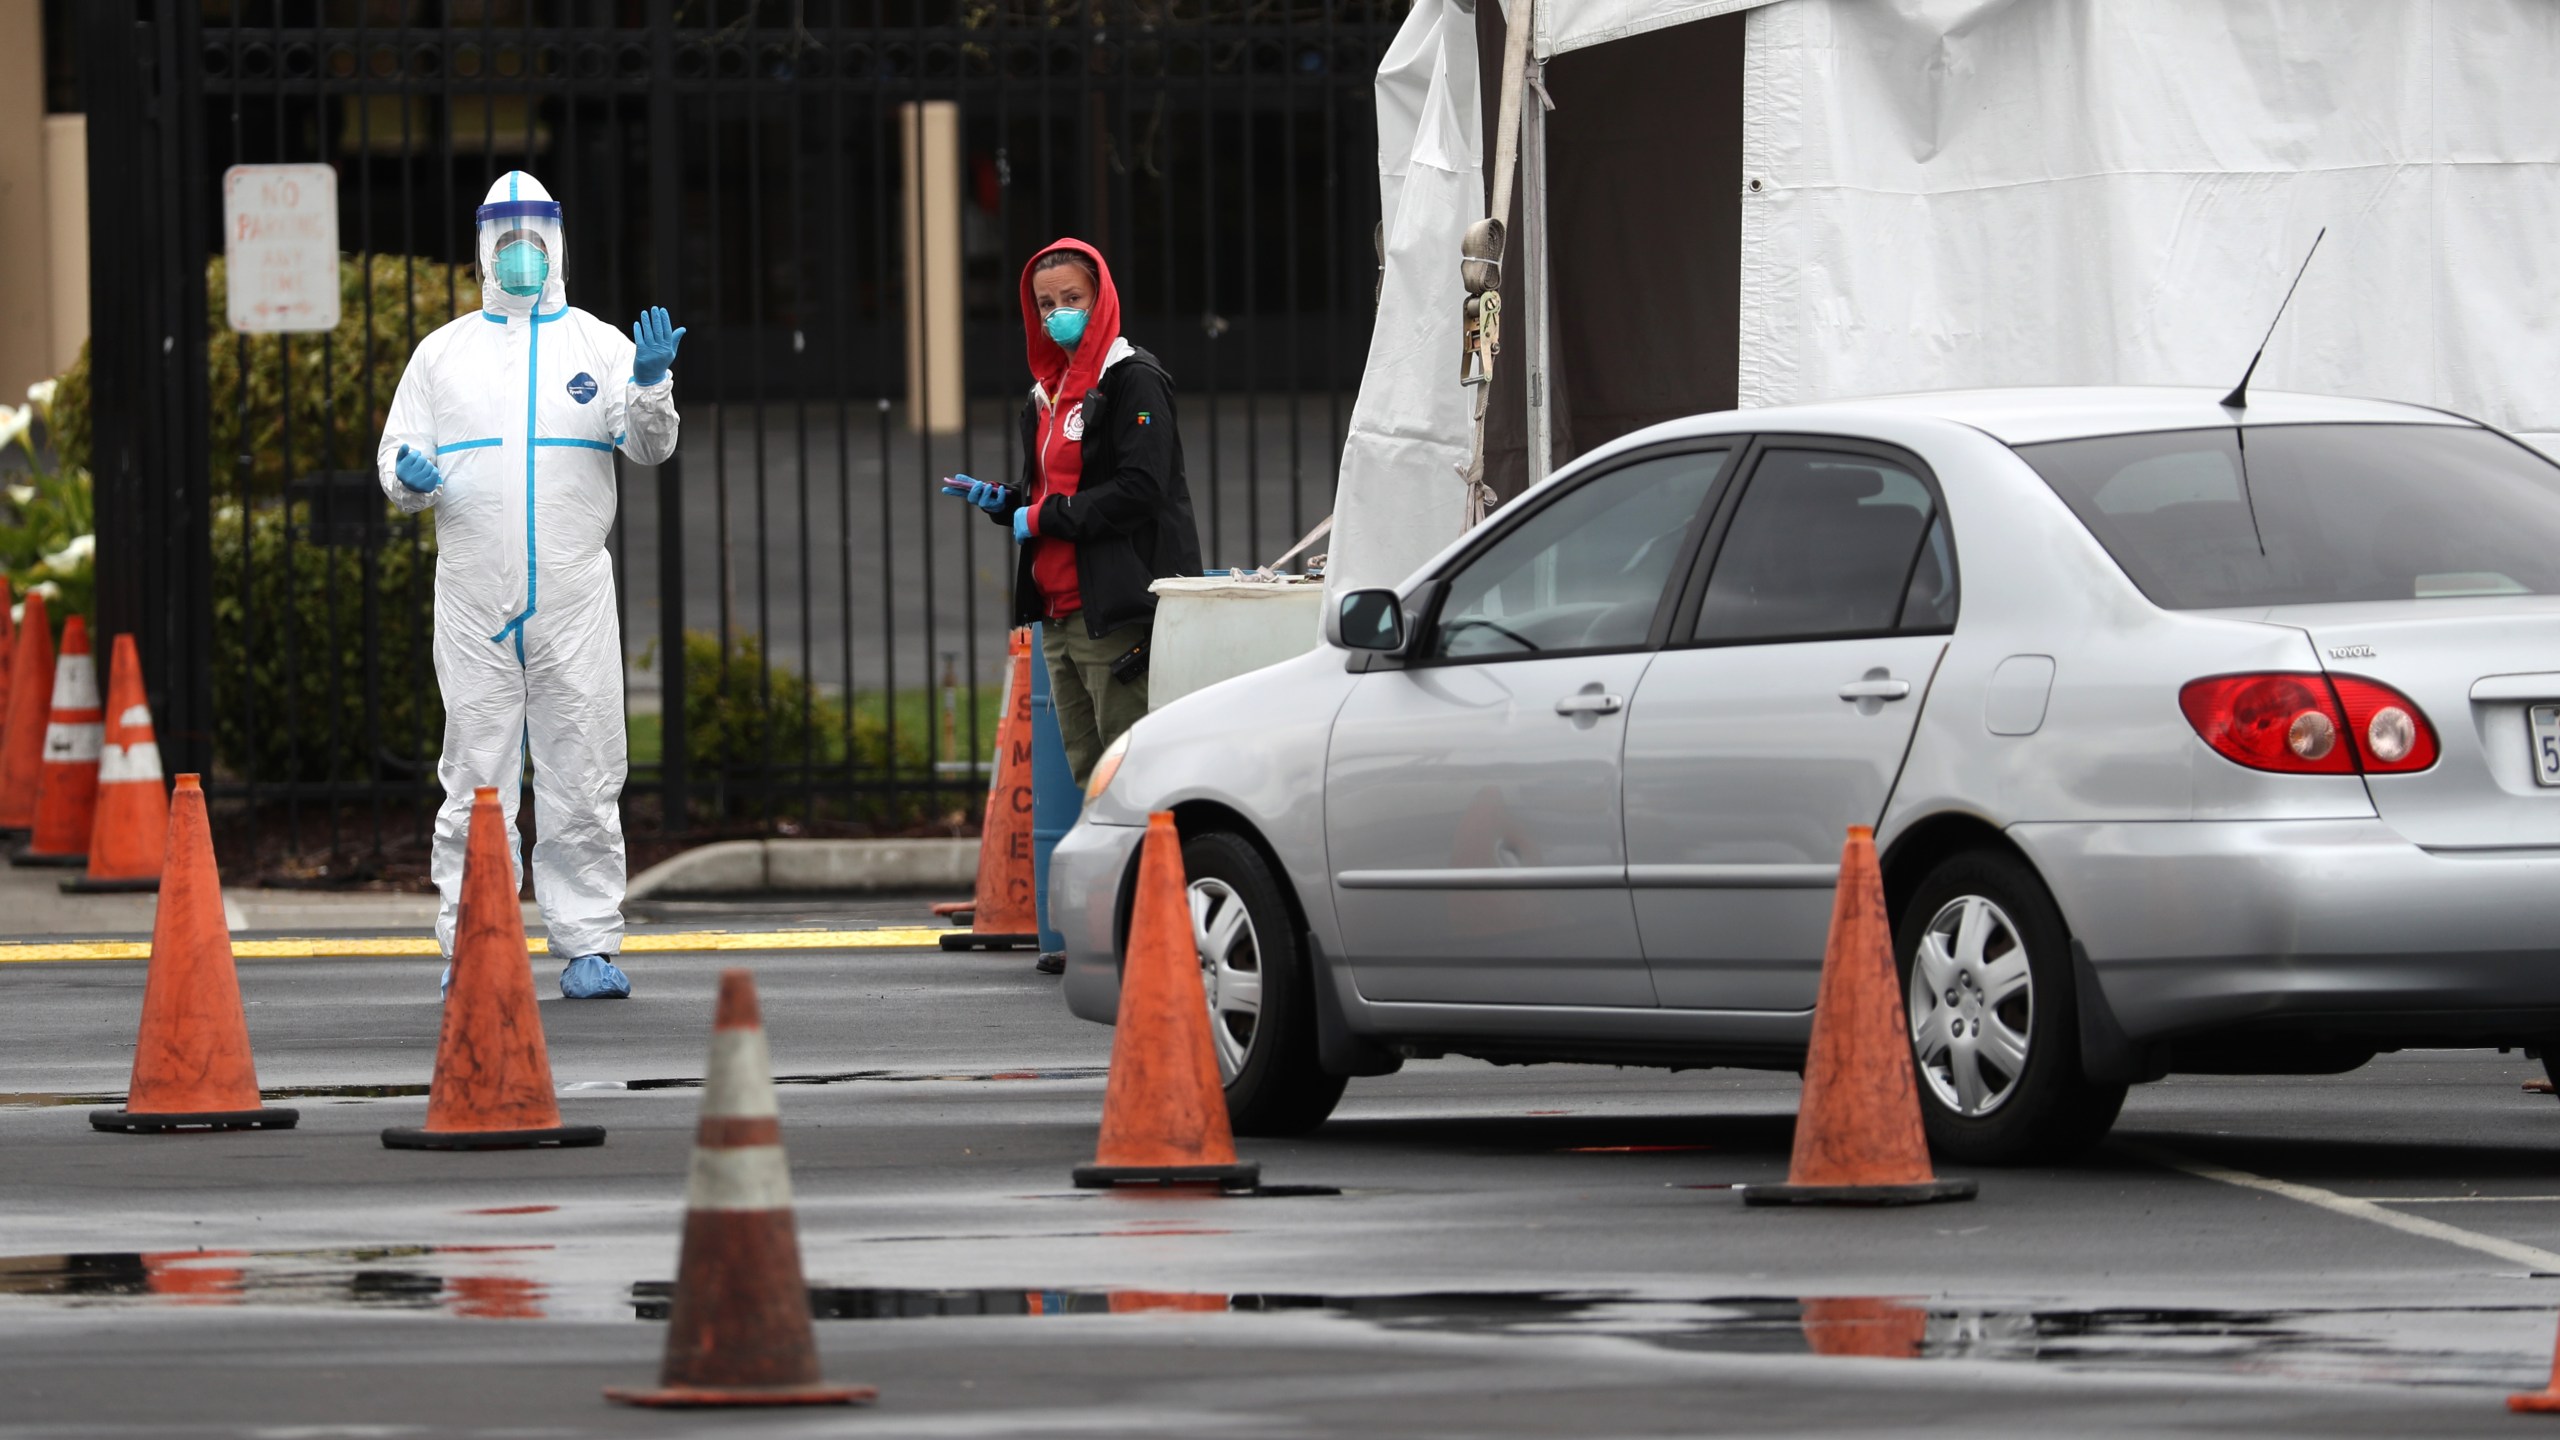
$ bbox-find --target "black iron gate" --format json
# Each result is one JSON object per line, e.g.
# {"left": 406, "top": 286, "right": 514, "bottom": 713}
{"left": 81, "top": 0, "right": 1392, "bottom": 875}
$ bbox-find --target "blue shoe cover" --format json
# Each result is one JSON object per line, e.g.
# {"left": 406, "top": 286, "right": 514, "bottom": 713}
{"left": 439, "top": 963, "right": 453, "bottom": 999}
{"left": 560, "top": 954, "right": 631, "bottom": 999}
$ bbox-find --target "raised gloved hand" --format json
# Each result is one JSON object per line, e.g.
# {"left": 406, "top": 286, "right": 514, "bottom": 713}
{"left": 1012, "top": 507, "right": 1033, "bottom": 544}
{"left": 394, "top": 444, "right": 443, "bottom": 495}
{"left": 938, "top": 474, "right": 1012, "bottom": 515}
{"left": 631, "top": 305, "right": 687, "bottom": 386}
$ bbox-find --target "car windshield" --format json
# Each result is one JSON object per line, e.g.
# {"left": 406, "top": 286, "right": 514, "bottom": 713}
{"left": 2016, "top": 423, "right": 2560, "bottom": 609}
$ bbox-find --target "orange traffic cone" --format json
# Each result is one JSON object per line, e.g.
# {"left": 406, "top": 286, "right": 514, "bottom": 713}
{"left": 1072, "top": 812, "right": 1259, "bottom": 1192}
{"left": 938, "top": 629, "right": 1039, "bottom": 951}
{"left": 0, "top": 591, "right": 53, "bottom": 833}
{"left": 64, "top": 635, "right": 166, "bottom": 893}
{"left": 382, "top": 785, "right": 603, "bottom": 1151}
{"left": 2512, "top": 1315, "right": 2560, "bottom": 1411}
{"left": 17, "top": 615, "right": 102, "bottom": 867}
{"left": 606, "top": 969, "right": 875, "bottom": 1408}
{"left": 88, "top": 775, "right": 299, "bottom": 1133}
{"left": 1738, "top": 827, "right": 1976, "bottom": 1206}
{"left": 0, "top": 589, "right": 16, "bottom": 736}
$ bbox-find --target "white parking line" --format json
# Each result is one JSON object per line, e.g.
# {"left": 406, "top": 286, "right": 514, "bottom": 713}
{"left": 2122, "top": 1142, "right": 2560, "bottom": 1272}
{"left": 2371, "top": 1195, "right": 2560, "bottom": 1205}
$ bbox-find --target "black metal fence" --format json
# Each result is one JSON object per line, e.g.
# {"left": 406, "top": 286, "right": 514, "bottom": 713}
{"left": 81, "top": 0, "right": 1392, "bottom": 872}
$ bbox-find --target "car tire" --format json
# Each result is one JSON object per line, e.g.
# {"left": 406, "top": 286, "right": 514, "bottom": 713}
{"left": 1181, "top": 830, "right": 1348, "bottom": 1137}
{"left": 1894, "top": 848, "right": 2127, "bottom": 1166}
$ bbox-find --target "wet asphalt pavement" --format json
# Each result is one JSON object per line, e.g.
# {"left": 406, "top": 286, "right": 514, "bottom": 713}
{"left": 9, "top": 928, "right": 2560, "bottom": 1435}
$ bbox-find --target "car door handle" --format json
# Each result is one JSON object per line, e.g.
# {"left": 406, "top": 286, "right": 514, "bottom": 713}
{"left": 1555, "top": 692, "right": 1624, "bottom": 716}
{"left": 1838, "top": 678, "right": 1912, "bottom": 702}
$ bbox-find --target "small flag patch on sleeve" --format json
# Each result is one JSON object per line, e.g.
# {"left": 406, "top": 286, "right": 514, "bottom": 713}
{"left": 1136, "top": 411, "right": 1152, "bottom": 425}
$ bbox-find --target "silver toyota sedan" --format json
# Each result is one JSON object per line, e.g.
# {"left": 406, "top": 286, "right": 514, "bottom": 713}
{"left": 1051, "top": 387, "right": 2560, "bottom": 1163}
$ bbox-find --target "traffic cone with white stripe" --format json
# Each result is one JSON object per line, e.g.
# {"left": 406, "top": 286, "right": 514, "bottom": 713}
{"left": 606, "top": 969, "right": 875, "bottom": 1409}
{"left": 64, "top": 635, "right": 166, "bottom": 893}
{"left": 16, "top": 616, "right": 103, "bottom": 867}
{"left": 0, "top": 591, "right": 54, "bottom": 834}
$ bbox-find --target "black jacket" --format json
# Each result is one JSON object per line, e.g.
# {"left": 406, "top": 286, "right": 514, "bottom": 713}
{"left": 998, "top": 346, "right": 1203, "bottom": 639}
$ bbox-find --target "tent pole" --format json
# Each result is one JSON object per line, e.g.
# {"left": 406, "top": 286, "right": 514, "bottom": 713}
{"left": 1457, "top": 0, "right": 1533, "bottom": 530}
{"left": 1523, "top": 57, "right": 1553, "bottom": 491}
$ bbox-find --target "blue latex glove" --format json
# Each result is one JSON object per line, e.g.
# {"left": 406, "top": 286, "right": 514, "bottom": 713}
{"left": 394, "top": 444, "right": 443, "bottom": 494}
{"left": 938, "top": 474, "right": 1012, "bottom": 515}
{"left": 631, "top": 305, "right": 687, "bottom": 386}
{"left": 1012, "top": 507, "right": 1033, "bottom": 544}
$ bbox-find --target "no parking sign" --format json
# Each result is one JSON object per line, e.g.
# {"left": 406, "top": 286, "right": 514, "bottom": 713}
{"left": 222, "top": 163, "right": 341, "bottom": 334}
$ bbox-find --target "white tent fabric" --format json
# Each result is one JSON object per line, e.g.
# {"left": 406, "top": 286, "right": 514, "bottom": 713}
{"left": 1331, "top": 0, "right": 2560, "bottom": 600}
{"left": 1739, "top": 0, "right": 2560, "bottom": 455}
{"left": 1537, "top": 0, "right": 1767, "bottom": 60}
{"left": 1323, "top": 0, "right": 1483, "bottom": 599}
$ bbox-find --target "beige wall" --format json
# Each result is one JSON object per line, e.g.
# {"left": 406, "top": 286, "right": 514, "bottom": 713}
{"left": 43, "top": 116, "right": 86, "bottom": 377}
{"left": 0, "top": 0, "right": 50, "bottom": 401}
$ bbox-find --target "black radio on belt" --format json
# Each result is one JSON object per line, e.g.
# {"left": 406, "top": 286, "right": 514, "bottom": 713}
{"left": 1110, "top": 641, "right": 1149, "bottom": 685}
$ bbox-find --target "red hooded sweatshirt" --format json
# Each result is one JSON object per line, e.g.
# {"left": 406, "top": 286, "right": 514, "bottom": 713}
{"left": 1020, "top": 239, "right": 1122, "bottom": 619}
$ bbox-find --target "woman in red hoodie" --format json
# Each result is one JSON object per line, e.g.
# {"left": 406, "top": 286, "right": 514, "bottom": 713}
{"left": 943, "top": 240, "right": 1201, "bottom": 787}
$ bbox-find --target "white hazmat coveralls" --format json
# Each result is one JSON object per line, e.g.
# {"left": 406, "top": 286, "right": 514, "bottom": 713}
{"left": 375, "top": 171, "right": 679, "bottom": 961}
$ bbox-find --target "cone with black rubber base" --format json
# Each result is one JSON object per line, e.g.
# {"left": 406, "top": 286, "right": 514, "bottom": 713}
{"left": 606, "top": 969, "right": 874, "bottom": 1408}
{"left": 89, "top": 775, "right": 298, "bottom": 1134}
{"left": 382, "top": 785, "right": 603, "bottom": 1151}
{"left": 1072, "top": 812, "right": 1260, "bottom": 1193}
{"left": 939, "top": 630, "right": 1040, "bottom": 951}
{"left": 1737, "top": 826, "right": 1976, "bottom": 1207}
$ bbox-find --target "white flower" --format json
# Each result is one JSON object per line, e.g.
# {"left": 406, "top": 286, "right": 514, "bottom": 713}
{"left": 28, "top": 581, "right": 59, "bottom": 600}
{"left": 24, "top": 379, "right": 55, "bottom": 411}
{"left": 41, "top": 534, "right": 92, "bottom": 572}
{"left": 5, "top": 485, "right": 32, "bottom": 507}
{"left": 0, "top": 405, "right": 29, "bottom": 452}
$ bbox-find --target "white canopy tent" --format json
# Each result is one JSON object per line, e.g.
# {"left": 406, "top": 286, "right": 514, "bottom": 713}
{"left": 1324, "top": 0, "right": 2560, "bottom": 599}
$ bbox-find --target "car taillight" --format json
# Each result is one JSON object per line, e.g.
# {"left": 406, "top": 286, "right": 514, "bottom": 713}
{"left": 2179, "top": 673, "right": 2437, "bottom": 775}
{"left": 2327, "top": 673, "right": 2440, "bottom": 772}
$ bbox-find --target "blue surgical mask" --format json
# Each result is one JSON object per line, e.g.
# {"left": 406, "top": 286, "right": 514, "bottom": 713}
{"left": 495, "top": 240, "right": 549, "bottom": 297}
{"left": 1043, "top": 306, "right": 1088, "bottom": 347}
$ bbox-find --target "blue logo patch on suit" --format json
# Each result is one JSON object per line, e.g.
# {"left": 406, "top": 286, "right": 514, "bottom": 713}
{"left": 566, "top": 372, "right": 598, "bottom": 404}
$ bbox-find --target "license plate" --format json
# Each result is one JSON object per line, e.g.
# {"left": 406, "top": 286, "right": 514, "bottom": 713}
{"left": 2534, "top": 706, "right": 2560, "bottom": 786}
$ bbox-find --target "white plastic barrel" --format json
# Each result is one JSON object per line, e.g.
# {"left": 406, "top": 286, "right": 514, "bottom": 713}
{"left": 1146, "top": 576, "right": 1326, "bottom": 711}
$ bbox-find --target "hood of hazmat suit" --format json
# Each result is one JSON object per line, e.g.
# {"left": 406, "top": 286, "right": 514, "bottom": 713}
{"left": 373, "top": 170, "right": 681, "bottom": 963}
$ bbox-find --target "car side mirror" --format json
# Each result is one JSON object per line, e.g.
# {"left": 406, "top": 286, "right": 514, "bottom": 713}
{"left": 1333, "top": 588, "right": 1406, "bottom": 653}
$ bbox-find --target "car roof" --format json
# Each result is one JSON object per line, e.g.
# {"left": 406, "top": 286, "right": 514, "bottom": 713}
{"left": 1644, "top": 386, "right": 2477, "bottom": 449}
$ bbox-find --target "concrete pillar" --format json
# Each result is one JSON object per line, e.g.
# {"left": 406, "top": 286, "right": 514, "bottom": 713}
{"left": 900, "top": 100, "right": 963, "bottom": 435}
{"left": 43, "top": 116, "right": 87, "bottom": 376}
{"left": 0, "top": 0, "right": 51, "bottom": 399}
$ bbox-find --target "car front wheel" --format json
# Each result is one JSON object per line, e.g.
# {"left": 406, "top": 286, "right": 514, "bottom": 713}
{"left": 1895, "top": 849, "right": 2126, "bottom": 1165}
{"left": 1180, "top": 830, "right": 1347, "bottom": 1136}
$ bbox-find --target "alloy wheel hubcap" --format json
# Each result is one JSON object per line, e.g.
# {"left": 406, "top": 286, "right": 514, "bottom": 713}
{"left": 1188, "top": 877, "right": 1263, "bottom": 1083}
{"left": 1908, "top": 894, "right": 2033, "bottom": 1118}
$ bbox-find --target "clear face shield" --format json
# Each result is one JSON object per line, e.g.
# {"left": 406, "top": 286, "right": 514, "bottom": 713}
{"left": 474, "top": 198, "right": 565, "bottom": 302}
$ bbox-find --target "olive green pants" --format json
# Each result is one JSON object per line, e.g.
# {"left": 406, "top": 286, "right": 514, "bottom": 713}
{"left": 1041, "top": 620, "right": 1151, "bottom": 786}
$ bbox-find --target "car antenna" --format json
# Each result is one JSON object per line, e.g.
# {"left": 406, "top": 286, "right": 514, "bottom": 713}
{"left": 2222, "top": 228, "right": 2324, "bottom": 557}
{"left": 2221, "top": 227, "right": 2325, "bottom": 410}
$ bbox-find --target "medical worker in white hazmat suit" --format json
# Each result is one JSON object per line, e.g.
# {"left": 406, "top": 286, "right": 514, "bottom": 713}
{"left": 376, "top": 171, "right": 683, "bottom": 999}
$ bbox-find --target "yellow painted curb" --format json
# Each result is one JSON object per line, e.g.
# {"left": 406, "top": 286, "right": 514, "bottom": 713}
{"left": 0, "top": 928, "right": 954, "bottom": 964}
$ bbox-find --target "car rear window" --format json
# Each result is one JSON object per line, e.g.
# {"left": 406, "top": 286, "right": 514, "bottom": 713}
{"left": 2016, "top": 424, "right": 2560, "bottom": 609}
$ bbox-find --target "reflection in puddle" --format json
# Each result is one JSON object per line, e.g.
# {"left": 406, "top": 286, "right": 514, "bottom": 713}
{"left": 2, "top": 1253, "right": 2545, "bottom": 1386}
{"left": 626, "top": 1284, "right": 2551, "bottom": 1387}
{"left": 0, "top": 1247, "right": 553, "bottom": 1320}
{"left": 0, "top": 1067, "right": 1112, "bottom": 1108}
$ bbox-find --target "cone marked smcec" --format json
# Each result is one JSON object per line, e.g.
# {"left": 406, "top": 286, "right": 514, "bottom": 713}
{"left": 1737, "top": 827, "right": 1976, "bottom": 1207}
{"left": 1073, "top": 812, "right": 1260, "bottom": 1192}
{"left": 0, "top": 590, "right": 56, "bottom": 832}
{"left": 383, "top": 786, "right": 604, "bottom": 1151}
{"left": 606, "top": 969, "right": 875, "bottom": 1409}
{"left": 89, "top": 775, "right": 298, "bottom": 1133}
{"left": 18, "top": 615, "right": 103, "bottom": 867}
{"left": 939, "top": 628, "right": 1039, "bottom": 950}
{"left": 66, "top": 634, "right": 167, "bottom": 893}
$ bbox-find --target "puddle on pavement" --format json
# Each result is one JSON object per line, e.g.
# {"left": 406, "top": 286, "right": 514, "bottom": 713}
{"left": 0, "top": 1067, "right": 1109, "bottom": 1108}
{"left": 5, "top": 1250, "right": 2548, "bottom": 1387}
{"left": 620, "top": 1284, "right": 2554, "bottom": 1387}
